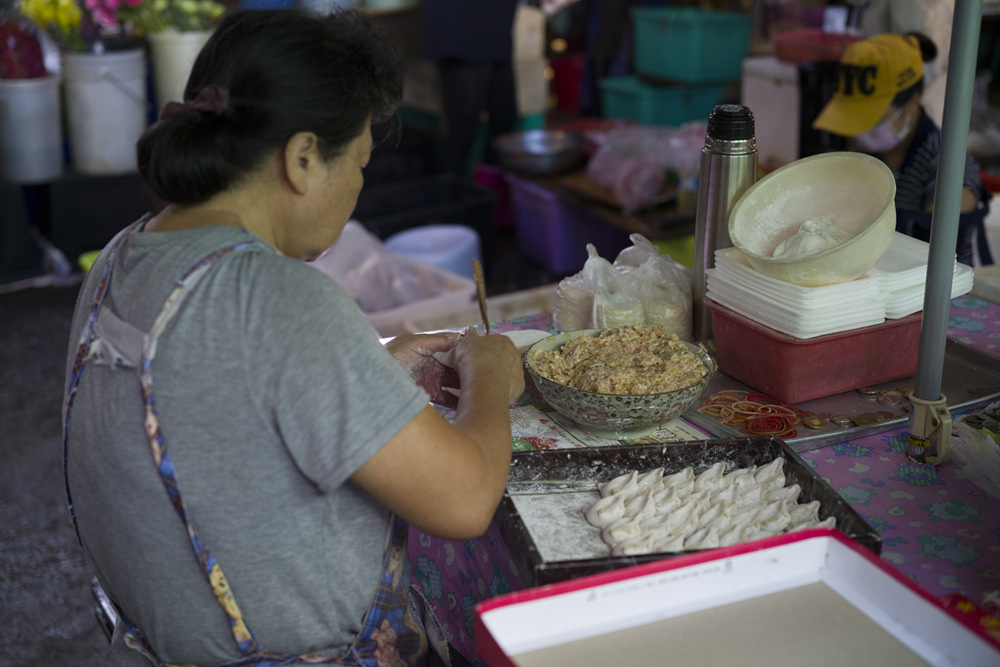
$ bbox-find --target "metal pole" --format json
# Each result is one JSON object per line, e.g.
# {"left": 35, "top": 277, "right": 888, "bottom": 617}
{"left": 907, "top": 0, "right": 982, "bottom": 464}
{"left": 914, "top": 0, "right": 983, "bottom": 399}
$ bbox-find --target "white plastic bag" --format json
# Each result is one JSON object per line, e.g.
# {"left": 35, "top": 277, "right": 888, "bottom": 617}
{"left": 590, "top": 251, "right": 643, "bottom": 329}
{"left": 552, "top": 244, "right": 599, "bottom": 332}
{"left": 306, "top": 221, "right": 444, "bottom": 313}
{"left": 551, "top": 234, "right": 693, "bottom": 336}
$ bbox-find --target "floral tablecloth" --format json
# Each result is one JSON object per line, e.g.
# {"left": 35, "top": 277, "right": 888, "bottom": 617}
{"left": 409, "top": 299, "right": 1000, "bottom": 664}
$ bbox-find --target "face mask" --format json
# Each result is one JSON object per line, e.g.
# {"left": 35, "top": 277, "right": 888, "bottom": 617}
{"left": 854, "top": 106, "right": 911, "bottom": 153}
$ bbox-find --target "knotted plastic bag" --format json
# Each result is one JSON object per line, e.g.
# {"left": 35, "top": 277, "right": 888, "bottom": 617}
{"left": 552, "top": 244, "right": 599, "bottom": 332}
{"left": 590, "top": 250, "right": 643, "bottom": 329}
{"left": 552, "top": 235, "right": 693, "bottom": 336}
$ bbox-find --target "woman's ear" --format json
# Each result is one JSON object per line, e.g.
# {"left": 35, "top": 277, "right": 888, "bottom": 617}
{"left": 283, "top": 131, "right": 323, "bottom": 195}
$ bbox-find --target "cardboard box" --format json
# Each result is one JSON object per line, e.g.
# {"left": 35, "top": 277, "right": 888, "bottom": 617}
{"left": 476, "top": 530, "right": 1000, "bottom": 666}
{"left": 498, "top": 437, "right": 881, "bottom": 588}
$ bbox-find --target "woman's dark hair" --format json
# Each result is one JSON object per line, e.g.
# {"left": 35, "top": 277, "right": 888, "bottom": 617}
{"left": 137, "top": 9, "right": 403, "bottom": 207}
{"left": 893, "top": 31, "right": 938, "bottom": 107}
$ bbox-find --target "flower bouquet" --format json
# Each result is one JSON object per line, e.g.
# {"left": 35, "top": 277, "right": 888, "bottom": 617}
{"left": 119, "top": 0, "right": 225, "bottom": 35}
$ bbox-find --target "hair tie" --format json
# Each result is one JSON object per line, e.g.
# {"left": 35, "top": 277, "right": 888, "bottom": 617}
{"left": 158, "top": 84, "right": 231, "bottom": 123}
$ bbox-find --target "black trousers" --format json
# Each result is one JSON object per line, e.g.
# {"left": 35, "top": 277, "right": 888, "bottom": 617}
{"left": 436, "top": 58, "right": 518, "bottom": 176}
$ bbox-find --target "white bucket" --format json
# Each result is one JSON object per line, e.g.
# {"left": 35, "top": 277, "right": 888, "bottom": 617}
{"left": 0, "top": 74, "right": 63, "bottom": 184}
{"left": 148, "top": 30, "right": 211, "bottom": 109}
{"left": 299, "top": 0, "right": 356, "bottom": 13}
{"left": 385, "top": 224, "right": 482, "bottom": 280}
{"left": 62, "top": 49, "right": 148, "bottom": 176}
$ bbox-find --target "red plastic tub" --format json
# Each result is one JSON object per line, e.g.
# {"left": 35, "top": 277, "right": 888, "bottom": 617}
{"left": 706, "top": 298, "right": 921, "bottom": 404}
{"left": 772, "top": 29, "right": 862, "bottom": 66}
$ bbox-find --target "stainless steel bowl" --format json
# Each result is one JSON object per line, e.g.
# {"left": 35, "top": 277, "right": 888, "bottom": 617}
{"left": 492, "top": 130, "right": 586, "bottom": 176}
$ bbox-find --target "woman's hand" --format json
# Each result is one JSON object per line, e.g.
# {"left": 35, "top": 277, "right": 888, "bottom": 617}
{"left": 385, "top": 331, "right": 462, "bottom": 408}
{"left": 354, "top": 329, "right": 526, "bottom": 540}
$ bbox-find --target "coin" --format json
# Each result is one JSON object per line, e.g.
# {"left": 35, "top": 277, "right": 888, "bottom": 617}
{"left": 878, "top": 391, "right": 904, "bottom": 406}
{"left": 858, "top": 387, "right": 880, "bottom": 400}
{"left": 803, "top": 416, "right": 827, "bottom": 430}
{"left": 855, "top": 414, "right": 877, "bottom": 426}
{"left": 874, "top": 411, "right": 894, "bottom": 421}
{"left": 830, "top": 414, "right": 853, "bottom": 427}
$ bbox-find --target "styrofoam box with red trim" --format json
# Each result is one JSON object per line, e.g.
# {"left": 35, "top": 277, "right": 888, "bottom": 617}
{"left": 475, "top": 529, "right": 1000, "bottom": 666}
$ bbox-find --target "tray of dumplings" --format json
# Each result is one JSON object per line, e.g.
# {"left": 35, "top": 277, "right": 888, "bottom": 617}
{"left": 498, "top": 436, "right": 880, "bottom": 587}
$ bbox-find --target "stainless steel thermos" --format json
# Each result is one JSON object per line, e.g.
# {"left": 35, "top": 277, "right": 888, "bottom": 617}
{"left": 691, "top": 104, "right": 758, "bottom": 342}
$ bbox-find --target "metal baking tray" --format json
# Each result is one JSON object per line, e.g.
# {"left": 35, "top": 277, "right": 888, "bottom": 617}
{"left": 498, "top": 437, "right": 881, "bottom": 588}
{"left": 685, "top": 338, "right": 1000, "bottom": 452}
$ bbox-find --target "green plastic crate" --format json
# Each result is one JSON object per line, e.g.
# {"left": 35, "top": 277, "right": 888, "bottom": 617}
{"left": 631, "top": 7, "right": 752, "bottom": 83}
{"left": 598, "top": 75, "right": 725, "bottom": 126}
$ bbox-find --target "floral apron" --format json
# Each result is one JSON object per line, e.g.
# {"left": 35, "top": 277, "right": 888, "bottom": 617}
{"left": 63, "top": 220, "right": 448, "bottom": 667}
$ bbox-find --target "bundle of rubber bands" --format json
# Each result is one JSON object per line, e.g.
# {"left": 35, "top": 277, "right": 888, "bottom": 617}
{"left": 697, "top": 390, "right": 809, "bottom": 438}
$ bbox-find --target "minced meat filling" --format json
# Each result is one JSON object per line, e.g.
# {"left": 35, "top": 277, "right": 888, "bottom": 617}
{"left": 532, "top": 324, "right": 708, "bottom": 395}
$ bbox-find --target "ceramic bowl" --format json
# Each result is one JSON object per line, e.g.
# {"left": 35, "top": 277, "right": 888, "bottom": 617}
{"left": 729, "top": 151, "right": 896, "bottom": 287}
{"left": 524, "top": 329, "right": 716, "bottom": 438}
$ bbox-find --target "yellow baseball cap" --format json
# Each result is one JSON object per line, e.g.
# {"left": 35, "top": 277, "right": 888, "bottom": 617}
{"left": 812, "top": 34, "right": 924, "bottom": 137}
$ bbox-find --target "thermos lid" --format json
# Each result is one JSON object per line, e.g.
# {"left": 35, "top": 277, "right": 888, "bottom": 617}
{"left": 707, "top": 104, "right": 755, "bottom": 141}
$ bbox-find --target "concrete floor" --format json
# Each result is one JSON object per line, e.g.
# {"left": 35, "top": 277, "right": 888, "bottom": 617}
{"left": 1, "top": 285, "right": 110, "bottom": 666}
{"left": 0, "top": 227, "right": 559, "bottom": 666}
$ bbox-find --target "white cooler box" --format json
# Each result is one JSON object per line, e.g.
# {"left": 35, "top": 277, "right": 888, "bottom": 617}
{"left": 475, "top": 529, "right": 1000, "bottom": 666}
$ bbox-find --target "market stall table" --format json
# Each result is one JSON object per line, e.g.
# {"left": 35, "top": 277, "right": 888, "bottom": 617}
{"left": 408, "top": 297, "right": 1000, "bottom": 665}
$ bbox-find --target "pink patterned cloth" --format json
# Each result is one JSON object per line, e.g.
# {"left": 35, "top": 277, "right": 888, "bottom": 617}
{"left": 409, "top": 301, "right": 1000, "bottom": 664}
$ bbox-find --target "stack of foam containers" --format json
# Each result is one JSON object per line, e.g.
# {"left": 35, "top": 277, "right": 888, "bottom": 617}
{"left": 706, "top": 232, "right": 974, "bottom": 340}
{"left": 705, "top": 248, "right": 885, "bottom": 339}
{"left": 868, "top": 233, "right": 974, "bottom": 319}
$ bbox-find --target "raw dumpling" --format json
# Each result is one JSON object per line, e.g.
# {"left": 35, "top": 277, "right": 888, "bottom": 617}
{"left": 652, "top": 533, "right": 686, "bottom": 553}
{"left": 602, "top": 515, "right": 642, "bottom": 545}
{"left": 599, "top": 470, "right": 638, "bottom": 498}
{"left": 659, "top": 467, "right": 694, "bottom": 492}
{"left": 728, "top": 506, "right": 759, "bottom": 530}
{"left": 612, "top": 534, "right": 657, "bottom": 556}
{"left": 623, "top": 488, "right": 658, "bottom": 519}
{"left": 710, "top": 483, "right": 738, "bottom": 507}
{"left": 765, "top": 483, "right": 801, "bottom": 505}
{"left": 730, "top": 484, "right": 766, "bottom": 513}
{"left": 787, "top": 500, "right": 821, "bottom": 528}
{"left": 653, "top": 488, "right": 683, "bottom": 515}
{"left": 718, "top": 523, "right": 748, "bottom": 547}
{"left": 584, "top": 493, "right": 627, "bottom": 527}
{"left": 754, "top": 458, "right": 785, "bottom": 488}
{"left": 664, "top": 499, "right": 699, "bottom": 534}
{"left": 699, "top": 500, "right": 726, "bottom": 527}
{"left": 684, "top": 525, "right": 720, "bottom": 550}
{"left": 694, "top": 462, "right": 726, "bottom": 492}
{"left": 756, "top": 500, "right": 791, "bottom": 533}
{"left": 636, "top": 467, "right": 664, "bottom": 492}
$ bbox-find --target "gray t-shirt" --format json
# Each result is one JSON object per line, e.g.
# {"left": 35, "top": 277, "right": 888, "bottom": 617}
{"left": 63, "top": 223, "right": 429, "bottom": 665}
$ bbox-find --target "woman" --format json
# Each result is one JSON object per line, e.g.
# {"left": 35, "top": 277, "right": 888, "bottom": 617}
{"left": 62, "top": 9, "right": 524, "bottom": 667}
{"left": 812, "top": 31, "right": 992, "bottom": 266}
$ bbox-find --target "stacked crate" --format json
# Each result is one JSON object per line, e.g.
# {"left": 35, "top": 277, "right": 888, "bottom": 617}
{"left": 598, "top": 7, "right": 752, "bottom": 126}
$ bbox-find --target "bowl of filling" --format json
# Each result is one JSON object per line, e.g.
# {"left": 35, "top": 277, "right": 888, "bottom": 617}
{"left": 728, "top": 151, "right": 896, "bottom": 287}
{"left": 525, "top": 324, "right": 715, "bottom": 438}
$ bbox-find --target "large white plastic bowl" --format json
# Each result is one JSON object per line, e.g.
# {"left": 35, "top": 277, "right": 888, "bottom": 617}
{"left": 728, "top": 152, "right": 896, "bottom": 287}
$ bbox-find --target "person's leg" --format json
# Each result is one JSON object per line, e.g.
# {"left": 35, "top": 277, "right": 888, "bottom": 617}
{"left": 438, "top": 58, "right": 491, "bottom": 175}
{"left": 483, "top": 60, "right": 518, "bottom": 166}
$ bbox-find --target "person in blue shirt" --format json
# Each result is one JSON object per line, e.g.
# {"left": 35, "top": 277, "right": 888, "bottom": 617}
{"left": 812, "top": 32, "right": 992, "bottom": 267}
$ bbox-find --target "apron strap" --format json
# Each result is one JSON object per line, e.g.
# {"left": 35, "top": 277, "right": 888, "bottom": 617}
{"left": 64, "top": 226, "right": 432, "bottom": 666}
